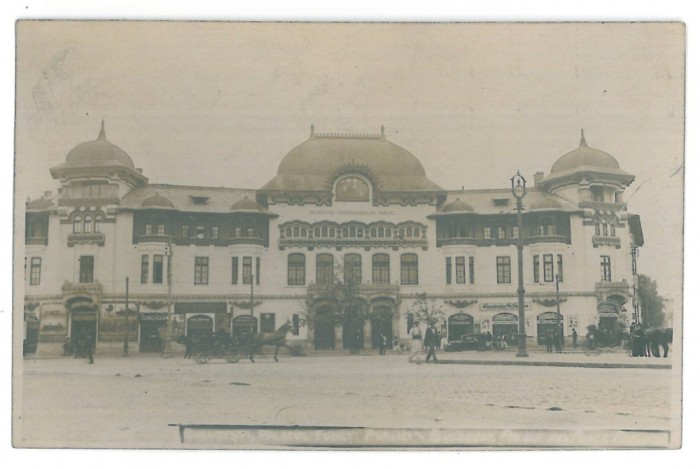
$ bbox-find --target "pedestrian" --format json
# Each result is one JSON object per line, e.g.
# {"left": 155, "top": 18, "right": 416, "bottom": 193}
{"left": 353, "top": 328, "right": 362, "bottom": 355}
{"left": 379, "top": 333, "right": 387, "bottom": 355}
{"left": 74, "top": 336, "right": 84, "bottom": 358}
{"left": 392, "top": 336, "right": 400, "bottom": 353}
{"left": 545, "top": 331, "right": 553, "bottom": 353}
{"left": 554, "top": 331, "right": 562, "bottom": 353}
{"left": 424, "top": 321, "right": 440, "bottom": 363}
{"left": 408, "top": 321, "right": 422, "bottom": 363}
{"left": 84, "top": 334, "right": 94, "bottom": 364}
{"left": 62, "top": 337, "right": 71, "bottom": 356}
{"left": 184, "top": 335, "right": 193, "bottom": 359}
{"left": 485, "top": 331, "right": 493, "bottom": 350}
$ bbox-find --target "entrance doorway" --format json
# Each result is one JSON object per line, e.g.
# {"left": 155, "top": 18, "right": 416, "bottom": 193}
{"left": 187, "top": 315, "right": 213, "bottom": 339}
{"left": 71, "top": 313, "right": 97, "bottom": 343}
{"left": 447, "top": 313, "right": 474, "bottom": 341}
{"left": 314, "top": 307, "right": 335, "bottom": 350}
{"left": 343, "top": 315, "right": 364, "bottom": 352}
{"left": 492, "top": 312, "right": 519, "bottom": 345}
{"left": 139, "top": 320, "right": 166, "bottom": 352}
{"left": 232, "top": 315, "right": 258, "bottom": 342}
{"left": 537, "top": 312, "right": 563, "bottom": 344}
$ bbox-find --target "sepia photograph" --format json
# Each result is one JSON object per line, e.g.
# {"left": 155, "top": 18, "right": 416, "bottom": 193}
{"left": 12, "top": 20, "right": 685, "bottom": 451}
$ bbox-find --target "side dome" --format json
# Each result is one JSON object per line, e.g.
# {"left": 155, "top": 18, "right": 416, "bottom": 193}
{"left": 231, "top": 196, "right": 264, "bottom": 212}
{"left": 63, "top": 121, "right": 135, "bottom": 170}
{"left": 141, "top": 193, "right": 175, "bottom": 209}
{"left": 442, "top": 198, "right": 474, "bottom": 213}
{"left": 551, "top": 130, "right": 620, "bottom": 174}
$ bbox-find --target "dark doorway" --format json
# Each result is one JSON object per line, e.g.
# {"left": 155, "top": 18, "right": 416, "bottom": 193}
{"left": 370, "top": 304, "right": 393, "bottom": 349}
{"left": 71, "top": 315, "right": 97, "bottom": 342}
{"left": 343, "top": 316, "right": 364, "bottom": 352}
{"left": 139, "top": 321, "right": 165, "bottom": 352}
{"left": 187, "top": 315, "right": 213, "bottom": 339}
{"left": 314, "top": 308, "right": 336, "bottom": 350}
{"left": 492, "top": 312, "right": 519, "bottom": 345}
{"left": 448, "top": 313, "right": 474, "bottom": 341}
{"left": 537, "top": 312, "right": 563, "bottom": 344}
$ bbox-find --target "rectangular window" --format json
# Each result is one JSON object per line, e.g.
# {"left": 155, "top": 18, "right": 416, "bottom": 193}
{"left": 79, "top": 255, "right": 94, "bottom": 283}
{"left": 141, "top": 255, "right": 149, "bottom": 284}
{"left": 211, "top": 226, "right": 219, "bottom": 239}
{"left": 543, "top": 254, "right": 554, "bottom": 282}
{"left": 194, "top": 257, "right": 209, "bottom": 285}
{"left": 153, "top": 255, "right": 164, "bottom": 284}
{"left": 483, "top": 226, "right": 492, "bottom": 239}
{"left": 401, "top": 254, "right": 419, "bottom": 285}
{"left": 595, "top": 223, "right": 601, "bottom": 236}
{"left": 288, "top": 254, "right": 306, "bottom": 286}
{"left": 610, "top": 224, "right": 616, "bottom": 236}
{"left": 469, "top": 256, "right": 475, "bottom": 284}
{"left": 231, "top": 257, "right": 239, "bottom": 284}
{"left": 602, "top": 223, "right": 608, "bottom": 236}
{"left": 30, "top": 257, "right": 41, "bottom": 285}
{"left": 256, "top": 257, "right": 261, "bottom": 285}
{"left": 344, "top": 254, "right": 362, "bottom": 285}
{"left": 317, "top": 254, "right": 334, "bottom": 285}
{"left": 242, "top": 256, "right": 253, "bottom": 284}
{"left": 260, "top": 313, "right": 276, "bottom": 333}
{"left": 195, "top": 226, "right": 205, "bottom": 239}
{"left": 497, "top": 226, "right": 507, "bottom": 239}
{"left": 533, "top": 255, "right": 540, "bottom": 283}
{"left": 601, "top": 256, "right": 612, "bottom": 282}
{"left": 456, "top": 256, "right": 466, "bottom": 284}
{"left": 512, "top": 226, "right": 519, "bottom": 238}
{"left": 157, "top": 224, "right": 165, "bottom": 235}
{"left": 557, "top": 254, "right": 564, "bottom": 282}
{"left": 445, "top": 257, "right": 452, "bottom": 284}
{"left": 145, "top": 223, "right": 153, "bottom": 235}
{"left": 372, "top": 254, "right": 390, "bottom": 284}
{"left": 181, "top": 225, "right": 190, "bottom": 239}
{"left": 496, "top": 256, "right": 511, "bottom": 284}
{"left": 234, "top": 227, "right": 241, "bottom": 238}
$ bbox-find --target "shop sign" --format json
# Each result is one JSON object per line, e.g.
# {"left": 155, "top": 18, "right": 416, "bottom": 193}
{"left": 174, "top": 302, "right": 227, "bottom": 314}
{"left": 492, "top": 312, "right": 518, "bottom": 324}
{"left": 480, "top": 302, "right": 531, "bottom": 311}
{"left": 139, "top": 313, "right": 168, "bottom": 322}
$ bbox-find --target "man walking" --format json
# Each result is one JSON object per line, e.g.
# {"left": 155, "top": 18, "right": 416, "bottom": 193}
{"left": 379, "top": 333, "right": 387, "bottom": 355}
{"left": 408, "top": 321, "right": 422, "bottom": 363}
{"left": 84, "top": 334, "right": 94, "bottom": 364}
{"left": 424, "top": 321, "right": 440, "bottom": 364}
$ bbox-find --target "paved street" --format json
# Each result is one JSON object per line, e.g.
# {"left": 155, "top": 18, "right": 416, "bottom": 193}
{"left": 15, "top": 351, "right": 678, "bottom": 449}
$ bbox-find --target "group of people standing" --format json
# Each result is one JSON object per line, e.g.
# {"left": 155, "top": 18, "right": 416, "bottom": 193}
{"left": 62, "top": 334, "right": 95, "bottom": 364}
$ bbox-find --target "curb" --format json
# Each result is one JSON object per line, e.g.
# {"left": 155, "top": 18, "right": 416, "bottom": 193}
{"left": 435, "top": 359, "right": 671, "bottom": 369}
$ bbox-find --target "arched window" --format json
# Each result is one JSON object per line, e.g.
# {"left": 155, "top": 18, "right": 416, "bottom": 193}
{"left": 316, "top": 253, "right": 334, "bottom": 285}
{"left": 321, "top": 227, "right": 328, "bottom": 237}
{"left": 344, "top": 253, "right": 362, "bottom": 284}
{"left": 73, "top": 216, "right": 82, "bottom": 234}
{"left": 378, "top": 227, "right": 385, "bottom": 238}
{"left": 314, "top": 228, "right": 321, "bottom": 238}
{"left": 94, "top": 215, "right": 102, "bottom": 233}
{"left": 83, "top": 216, "right": 93, "bottom": 234}
{"left": 370, "top": 228, "right": 377, "bottom": 238}
{"left": 329, "top": 228, "right": 336, "bottom": 238}
{"left": 285, "top": 227, "right": 292, "bottom": 238}
{"left": 287, "top": 254, "right": 306, "bottom": 286}
{"left": 400, "top": 253, "right": 419, "bottom": 285}
{"left": 293, "top": 226, "right": 300, "bottom": 237}
{"left": 357, "top": 228, "right": 364, "bottom": 238}
{"left": 349, "top": 227, "right": 357, "bottom": 238}
{"left": 301, "top": 228, "right": 307, "bottom": 237}
{"left": 342, "top": 228, "right": 349, "bottom": 238}
{"left": 372, "top": 253, "right": 390, "bottom": 284}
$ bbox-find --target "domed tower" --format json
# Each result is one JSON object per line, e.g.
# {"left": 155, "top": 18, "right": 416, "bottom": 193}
{"left": 537, "top": 130, "right": 635, "bottom": 204}
{"left": 50, "top": 121, "right": 148, "bottom": 203}
{"left": 258, "top": 125, "right": 444, "bottom": 206}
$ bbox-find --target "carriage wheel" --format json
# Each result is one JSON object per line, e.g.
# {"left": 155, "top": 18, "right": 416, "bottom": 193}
{"left": 196, "top": 352, "right": 210, "bottom": 364}
{"left": 226, "top": 354, "right": 240, "bottom": 363}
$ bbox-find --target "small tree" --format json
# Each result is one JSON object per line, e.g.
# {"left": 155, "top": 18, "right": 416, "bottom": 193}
{"left": 638, "top": 274, "right": 666, "bottom": 328}
{"left": 404, "top": 293, "right": 446, "bottom": 326}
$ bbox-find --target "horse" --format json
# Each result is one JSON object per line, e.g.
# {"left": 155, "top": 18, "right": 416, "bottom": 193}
{"left": 643, "top": 327, "right": 673, "bottom": 358}
{"left": 245, "top": 320, "right": 293, "bottom": 363}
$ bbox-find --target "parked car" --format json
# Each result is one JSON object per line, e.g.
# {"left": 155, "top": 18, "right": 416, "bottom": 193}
{"left": 444, "top": 333, "right": 488, "bottom": 352}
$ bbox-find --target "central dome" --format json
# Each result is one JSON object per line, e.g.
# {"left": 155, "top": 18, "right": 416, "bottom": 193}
{"left": 261, "top": 127, "right": 443, "bottom": 193}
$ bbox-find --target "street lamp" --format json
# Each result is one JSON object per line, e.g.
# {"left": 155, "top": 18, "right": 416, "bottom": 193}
{"left": 511, "top": 171, "right": 528, "bottom": 357}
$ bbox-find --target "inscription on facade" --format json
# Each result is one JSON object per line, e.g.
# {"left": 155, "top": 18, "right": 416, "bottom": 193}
{"left": 309, "top": 209, "right": 395, "bottom": 216}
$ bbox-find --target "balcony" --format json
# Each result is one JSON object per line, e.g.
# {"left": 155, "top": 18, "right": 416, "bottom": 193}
{"left": 527, "top": 235, "right": 569, "bottom": 245}
{"left": 592, "top": 236, "right": 621, "bottom": 248}
{"left": 172, "top": 236, "right": 266, "bottom": 247}
{"left": 280, "top": 237, "right": 428, "bottom": 250}
{"left": 136, "top": 234, "right": 172, "bottom": 244}
{"left": 437, "top": 235, "right": 569, "bottom": 248}
{"left": 67, "top": 232, "right": 105, "bottom": 247}
{"left": 26, "top": 236, "right": 48, "bottom": 246}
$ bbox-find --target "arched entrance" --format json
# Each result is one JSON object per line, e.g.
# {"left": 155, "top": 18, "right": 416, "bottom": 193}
{"left": 448, "top": 313, "right": 474, "bottom": 341}
{"left": 492, "top": 312, "right": 518, "bottom": 345}
{"left": 314, "top": 307, "right": 336, "bottom": 350}
{"left": 537, "top": 312, "right": 563, "bottom": 344}
{"left": 370, "top": 303, "right": 394, "bottom": 349}
{"left": 597, "top": 302, "right": 620, "bottom": 332}
{"left": 187, "top": 314, "right": 214, "bottom": 339}
{"left": 231, "top": 315, "right": 258, "bottom": 342}
{"left": 343, "top": 315, "right": 364, "bottom": 352}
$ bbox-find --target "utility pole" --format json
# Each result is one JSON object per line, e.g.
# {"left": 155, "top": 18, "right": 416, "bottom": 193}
{"left": 123, "top": 276, "right": 129, "bottom": 357}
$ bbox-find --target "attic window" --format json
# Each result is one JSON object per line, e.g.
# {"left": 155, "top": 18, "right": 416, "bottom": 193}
{"left": 493, "top": 198, "right": 510, "bottom": 206}
{"left": 190, "top": 195, "right": 209, "bottom": 205}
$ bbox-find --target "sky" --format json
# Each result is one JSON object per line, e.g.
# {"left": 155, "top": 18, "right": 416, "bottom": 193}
{"left": 14, "top": 21, "right": 684, "bottom": 303}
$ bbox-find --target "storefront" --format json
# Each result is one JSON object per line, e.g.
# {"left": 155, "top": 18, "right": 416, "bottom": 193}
{"left": 492, "top": 312, "right": 518, "bottom": 344}
{"left": 139, "top": 312, "right": 168, "bottom": 352}
{"left": 232, "top": 314, "right": 258, "bottom": 341}
{"left": 447, "top": 312, "right": 474, "bottom": 341}
{"left": 537, "top": 312, "right": 563, "bottom": 344}
{"left": 174, "top": 302, "right": 227, "bottom": 339}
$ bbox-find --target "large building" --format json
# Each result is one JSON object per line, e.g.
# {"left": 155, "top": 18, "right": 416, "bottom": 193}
{"left": 23, "top": 123, "right": 644, "bottom": 355}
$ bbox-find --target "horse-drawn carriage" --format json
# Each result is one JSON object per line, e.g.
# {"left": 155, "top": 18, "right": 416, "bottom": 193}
{"left": 181, "top": 320, "right": 294, "bottom": 364}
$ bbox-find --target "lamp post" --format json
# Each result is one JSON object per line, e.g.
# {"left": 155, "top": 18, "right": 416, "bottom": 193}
{"left": 511, "top": 171, "right": 528, "bottom": 357}
{"left": 123, "top": 276, "right": 129, "bottom": 357}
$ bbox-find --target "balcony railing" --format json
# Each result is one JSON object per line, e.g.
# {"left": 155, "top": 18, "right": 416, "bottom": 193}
{"left": 592, "top": 236, "right": 621, "bottom": 248}
{"left": 171, "top": 236, "right": 266, "bottom": 247}
{"left": 67, "top": 232, "right": 105, "bottom": 247}
{"left": 136, "top": 234, "right": 172, "bottom": 243}
{"left": 279, "top": 237, "right": 428, "bottom": 250}
{"left": 437, "top": 235, "right": 569, "bottom": 247}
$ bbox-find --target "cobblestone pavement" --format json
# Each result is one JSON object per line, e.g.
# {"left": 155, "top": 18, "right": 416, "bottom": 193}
{"left": 15, "top": 352, "right": 678, "bottom": 448}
